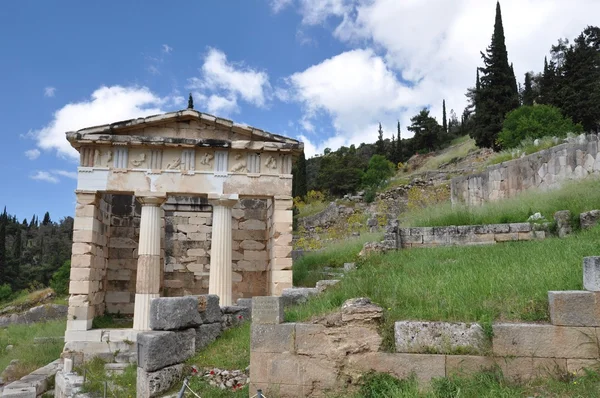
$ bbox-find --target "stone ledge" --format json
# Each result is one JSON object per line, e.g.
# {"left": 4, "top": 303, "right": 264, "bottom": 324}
{"left": 395, "top": 321, "right": 487, "bottom": 355}
{"left": 549, "top": 291, "right": 600, "bottom": 326}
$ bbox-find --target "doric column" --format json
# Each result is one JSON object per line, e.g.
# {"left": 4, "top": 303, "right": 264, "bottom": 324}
{"left": 133, "top": 194, "right": 166, "bottom": 331}
{"left": 208, "top": 194, "right": 238, "bottom": 306}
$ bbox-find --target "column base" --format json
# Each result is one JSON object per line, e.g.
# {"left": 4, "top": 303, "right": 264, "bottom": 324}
{"left": 133, "top": 293, "right": 159, "bottom": 330}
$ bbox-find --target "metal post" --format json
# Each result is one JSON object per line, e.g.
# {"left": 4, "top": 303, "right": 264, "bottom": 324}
{"left": 103, "top": 381, "right": 107, "bottom": 398}
{"left": 257, "top": 389, "right": 264, "bottom": 398}
{"left": 177, "top": 376, "right": 190, "bottom": 398}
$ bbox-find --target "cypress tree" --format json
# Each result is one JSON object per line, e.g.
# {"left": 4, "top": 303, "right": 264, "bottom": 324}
{"left": 471, "top": 1, "right": 520, "bottom": 149}
{"left": 523, "top": 72, "right": 535, "bottom": 106}
{"left": 442, "top": 100, "right": 448, "bottom": 134}
{"left": 396, "top": 121, "right": 402, "bottom": 163}
{"left": 42, "top": 212, "right": 51, "bottom": 226}
{"left": 376, "top": 123, "right": 385, "bottom": 155}
{"left": 0, "top": 208, "right": 6, "bottom": 285}
{"left": 292, "top": 152, "right": 308, "bottom": 199}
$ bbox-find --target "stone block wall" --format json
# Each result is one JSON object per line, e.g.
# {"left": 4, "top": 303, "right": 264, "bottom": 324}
{"left": 399, "top": 223, "right": 545, "bottom": 248}
{"left": 267, "top": 196, "right": 294, "bottom": 296}
{"left": 163, "top": 196, "right": 270, "bottom": 301}
{"left": 67, "top": 192, "right": 111, "bottom": 330}
{"left": 451, "top": 134, "right": 600, "bottom": 206}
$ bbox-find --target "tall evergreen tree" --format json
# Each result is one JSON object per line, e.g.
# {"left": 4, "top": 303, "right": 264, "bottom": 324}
{"left": 471, "top": 1, "right": 520, "bottom": 149}
{"left": 42, "top": 212, "right": 51, "bottom": 226}
{"left": 396, "top": 121, "right": 402, "bottom": 163}
{"left": 442, "top": 100, "right": 448, "bottom": 133}
{"left": 376, "top": 123, "right": 385, "bottom": 155}
{"left": 408, "top": 109, "right": 442, "bottom": 152}
{"left": 292, "top": 152, "right": 308, "bottom": 199}
{"left": 0, "top": 208, "right": 6, "bottom": 285}
{"left": 522, "top": 72, "right": 535, "bottom": 106}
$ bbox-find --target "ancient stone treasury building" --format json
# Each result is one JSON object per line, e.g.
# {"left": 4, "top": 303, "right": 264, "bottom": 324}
{"left": 65, "top": 108, "right": 302, "bottom": 334}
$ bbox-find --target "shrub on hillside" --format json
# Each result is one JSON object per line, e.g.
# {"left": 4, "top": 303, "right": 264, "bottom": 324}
{"left": 362, "top": 155, "right": 396, "bottom": 188}
{"left": 0, "top": 283, "right": 12, "bottom": 302}
{"left": 50, "top": 260, "right": 71, "bottom": 295}
{"left": 497, "top": 105, "right": 582, "bottom": 149}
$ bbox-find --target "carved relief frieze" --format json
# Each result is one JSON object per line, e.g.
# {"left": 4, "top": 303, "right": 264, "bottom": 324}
{"left": 130, "top": 152, "right": 147, "bottom": 168}
{"left": 199, "top": 152, "right": 214, "bottom": 167}
{"left": 230, "top": 153, "right": 247, "bottom": 173}
{"left": 265, "top": 155, "right": 278, "bottom": 171}
{"left": 166, "top": 157, "right": 182, "bottom": 170}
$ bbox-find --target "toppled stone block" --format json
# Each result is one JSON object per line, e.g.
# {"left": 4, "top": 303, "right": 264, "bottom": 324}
{"left": 554, "top": 210, "right": 573, "bottom": 238}
{"left": 252, "top": 297, "right": 284, "bottom": 325}
{"left": 221, "top": 305, "right": 251, "bottom": 329}
{"left": 2, "top": 386, "right": 36, "bottom": 397}
{"left": 344, "top": 262, "right": 356, "bottom": 272}
{"left": 580, "top": 210, "right": 600, "bottom": 230}
{"left": 395, "top": 321, "right": 487, "bottom": 354}
{"left": 281, "top": 288, "right": 318, "bottom": 306}
{"left": 137, "top": 329, "right": 195, "bottom": 372}
{"left": 315, "top": 280, "right": 340, "bottom": 293}
{"left": 584, "top": 257, "right": 600, "bottom": 292}
{"left": 195, "top": 323, "right": 222, "bottom": 351}
{"left": 341, "top": 298, "right": 383, "bottom": 323}
{"left": 549, "top": 291, "right": 600, "bottom": 326}
{"left": 197, "top": 295, "right": 221, "bottom": 324}
{"left": 149, "top": 296, "right": 202, "bottom": 331}
{"left": 137, "top": 363, "right": 184, "bottom": 398}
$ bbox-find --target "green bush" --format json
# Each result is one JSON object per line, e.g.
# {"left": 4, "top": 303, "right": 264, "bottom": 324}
{"left": 362, "top": 155, "right": 395, "bottom": 188}
{"left": 498, "top": 105, "right": 582, "bottom": 149}
{"left": 49, "top": 260, "right": 70, "bottom": 295}
{"left": 0, "top": 283, "right": 12, "bottom": 302}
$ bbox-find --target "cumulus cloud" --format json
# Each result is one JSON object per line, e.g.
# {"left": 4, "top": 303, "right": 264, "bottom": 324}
{"left": 270, "top": 0, "right": 293, "bottom": 13}
{"left": 187, "top": 48, "right": 271, "bottom": 114}
{"left": 44, "top": 87, "right": 56, "bottom": 97}
{"left": 162, "top": 44, "right": 173, "bottom": 53}
{"left": 31, "top": 171, "right": 59, "bottom": 183}
{"left": 24, "top": 149, "right": 40, "bottom": 160}
{"left": 52, "top": 170, "right": 78, "bottom": 179}
{"left": 277, "top": 0, "right": 600, "bottom": 156}
{"left": 31, "top": 85, "right": 175, "bottom": 160}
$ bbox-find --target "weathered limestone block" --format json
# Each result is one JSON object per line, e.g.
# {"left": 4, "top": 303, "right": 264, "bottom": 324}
{"left": 1, "top": 386, "right": 37, "bottom": 397}
{"left": 197, "top": 294, "right": 221, "bottom": 323}
{"left": 149, "top": 296, "right": 202, "bottom": 330}
{"left": 548, "top": 291, "right": 600, "bottom": 326}
{"left": 581, "top": 210, "right": 600, "bottom": 230}
{"left": 136, "top": 363, "right": 185, "bottom": 398}
{"left": 567, "top": 358, "right": 600, "bottom": 376}
{"left": 341, "top": 298, "right": 383, "bottom": 323}
{"left": 445, "top": 355, "right": 496, "bottom": 376}
{"left": 137, "top": 329, "right": 195, "bottom": 372}
{"left": 316, "top": 279, "right": 340, "bottom": 293}
{"left": 347, "top": 353, "right": 446, "bottom": 386}
{"left": 281, "top": 287, "right": 318, "bottom": 306}
{"left": 584, "top": 256, "right": 600, "bottom": 292}
{"left": 252, "top": 296, "right": 284, "bottom": 324}
{"left": 251, "top": 324, "right": 295, "bottom": 353}
{"left": 497, "top": 357, "right": 567, "bottom": 383}
{"left": 195, "top": 323, "right": 222, "bottom": 351}
{"left": 493, "top": 323, "right": 599, "bottom": 358}
{"left": 395, "top": 321, "right": 487, "bottom": 354}
{"left": 554, "top": 210, "right": 573, "bottom": 237}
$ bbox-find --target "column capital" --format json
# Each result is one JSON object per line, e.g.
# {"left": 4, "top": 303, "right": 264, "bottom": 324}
{"left": 136, "top": 192, "right": 167, "bottom": 207}
{"left": 208, "top": 193, "right": 238, "bottom": 207}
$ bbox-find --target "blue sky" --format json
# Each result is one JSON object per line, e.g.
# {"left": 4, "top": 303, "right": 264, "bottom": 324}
{"left": 1, "top": 0, "right": 597, "bottom": 221}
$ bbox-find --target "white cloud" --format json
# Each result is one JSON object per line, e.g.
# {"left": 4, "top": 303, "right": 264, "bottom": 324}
{"left": 44, "top": 87, "right": 56, "bottom": 97}
{"left": 187, "top": 48, "right": 271, "bottom": 112}
{"left": 162, "top": 44, "right": 173, "bottom": 53}
{"left": 31, "top": 85, "right": 172, "bottom": 160}
{"left": 206, "top": 95, "right": 239, "bottom": 116}
{"left": 52, "top": 170, "right": 78, "bottom": 179}
{"left": 278, "top": 0, "right": 600, "bottom": 155}
{"left": 270, "top": 0, "right": 293, "bottom": 13}
{"left": 147, "top": 65, "right": 160, "bottom": 75}
{"left": 31, "top": 171, "right": 59, "bottom": 183}
{"left": 24, "top": 149, "right": 40, "bottom": 160}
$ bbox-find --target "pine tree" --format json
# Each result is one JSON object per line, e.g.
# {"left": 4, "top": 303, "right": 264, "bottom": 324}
{"left": 376, "top": 123, "right": 385, "bottom": 155}
{"left": 522, "top": 72, "right": 535, "bottom": 106}
{"left": 471, "top": 1, "right": 520, "bottom": 149}
{"left": 442, "top": 100, "right": 448, "bottom": 134}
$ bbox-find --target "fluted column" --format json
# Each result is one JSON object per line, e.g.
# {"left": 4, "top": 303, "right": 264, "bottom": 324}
{"left": 133, "top": 195, "right": 166, "bottom": 330}
{"left": 208, "top": 194, "right": 238, "bottom": 306}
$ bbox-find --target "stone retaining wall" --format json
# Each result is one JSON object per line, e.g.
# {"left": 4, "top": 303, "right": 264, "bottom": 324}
{"left": 451, "top": 134, "right": 600, "bottom": 206}
{"left": 249, "top": 255, "right": 600, "bottom": 397}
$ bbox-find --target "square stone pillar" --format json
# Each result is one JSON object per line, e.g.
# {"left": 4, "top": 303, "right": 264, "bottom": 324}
{"left": 267, "top": 196, "right": 293, "bottom": 296}
{"left": 208, "top": 193, "right": 238, "bottom": 306}
{"left": 133, "top": 193, "right": 167, "bottom": 331}
{"left": 67, "top": 191, "right": 105, "bottom": 331}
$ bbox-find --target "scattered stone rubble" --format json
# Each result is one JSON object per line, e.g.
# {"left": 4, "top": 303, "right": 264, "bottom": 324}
{"left": 0, "top": 304, "right": 67, "bottom": 328}
{"left": 201, "top": 367, "right": 249, "bottom": 391}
